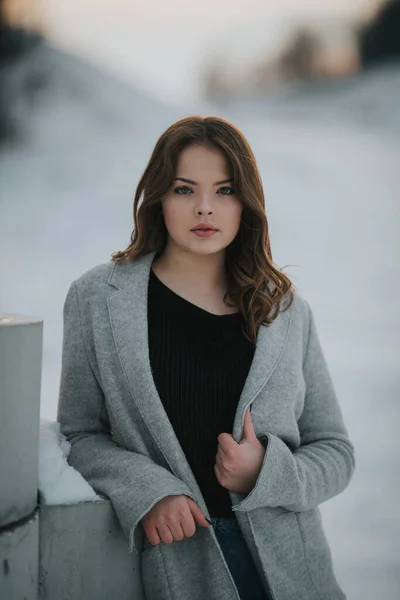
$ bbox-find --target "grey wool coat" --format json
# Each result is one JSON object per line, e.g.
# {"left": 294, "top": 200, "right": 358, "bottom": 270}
{"left": 57, "top": 250, "right": 355, "bottom": 600}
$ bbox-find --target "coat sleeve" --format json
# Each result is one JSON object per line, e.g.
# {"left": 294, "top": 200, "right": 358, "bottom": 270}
{"left": 233, "top": 300, "right": 356, "bottom": 514}
{"left": 57, "top": 281, "right": 198, "bottom": 554}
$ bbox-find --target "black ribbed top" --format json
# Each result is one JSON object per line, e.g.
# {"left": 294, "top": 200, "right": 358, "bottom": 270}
{"left": 147, "top": 268, "right": 256, "bottom": 517}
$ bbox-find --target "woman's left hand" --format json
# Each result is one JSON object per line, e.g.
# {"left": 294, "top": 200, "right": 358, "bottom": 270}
{"left": 214, "top": 407, "right": 267, "bottom": 494}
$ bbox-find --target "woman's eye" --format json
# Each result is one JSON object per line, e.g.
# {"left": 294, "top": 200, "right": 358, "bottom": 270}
{"left": 173, "top": 186, "right": 235, "bottom": 195}
{"left": 174, "top": 186, "right": 191, "bottom": 194}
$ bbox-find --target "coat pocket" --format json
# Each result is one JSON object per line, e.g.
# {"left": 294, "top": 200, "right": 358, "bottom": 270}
{"left": 140, "top": 530, "right": 241, "bottom": 600}
{"left": 140, "top": 543, "right": 172, "bottom": 600}
{"left": 248, "top": 508, "right": 320, "bottom": 600}
{"left": 295, "top": 509, "right": 346, "bottom": 599}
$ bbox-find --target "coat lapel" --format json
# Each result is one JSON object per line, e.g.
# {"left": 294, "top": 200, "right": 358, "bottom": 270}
{"left": 107, "top": 250, "right": 293, "bottom": 507}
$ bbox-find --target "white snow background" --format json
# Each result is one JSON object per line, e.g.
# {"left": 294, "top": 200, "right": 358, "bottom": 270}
{"left": 0, "top": 40, "right": 399, "bottom": 599}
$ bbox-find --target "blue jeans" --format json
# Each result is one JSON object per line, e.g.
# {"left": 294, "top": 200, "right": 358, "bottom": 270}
{"left": 210, "top": 516, "right": 270, "bottom": 600}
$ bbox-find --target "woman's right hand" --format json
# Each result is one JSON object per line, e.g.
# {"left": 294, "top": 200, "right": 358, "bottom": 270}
{"left": 141, "top": 494, "right": 211, "bottom": 546}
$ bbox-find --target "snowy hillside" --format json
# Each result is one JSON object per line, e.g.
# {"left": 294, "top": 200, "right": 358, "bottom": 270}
{"left": 219, "top": 61, "right": 400, "bottom": 137}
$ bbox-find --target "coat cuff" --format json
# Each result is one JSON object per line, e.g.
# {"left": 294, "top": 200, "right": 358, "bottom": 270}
{"left": 232, "top": 432, "right": 289, "bottom": 513}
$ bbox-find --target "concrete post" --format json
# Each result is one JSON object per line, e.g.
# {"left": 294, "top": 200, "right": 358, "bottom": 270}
{"left": 0, "top": 314, "right": 43, "bottom": 600}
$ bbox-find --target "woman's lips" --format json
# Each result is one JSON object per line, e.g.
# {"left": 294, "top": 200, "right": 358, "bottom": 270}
{"left": 191, "top": 229, "right": 218, "bottom": 237}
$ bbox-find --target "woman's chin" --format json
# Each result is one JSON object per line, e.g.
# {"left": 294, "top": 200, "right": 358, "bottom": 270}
{"left": 186, "top": 241, "right": 227, "bottom": 256}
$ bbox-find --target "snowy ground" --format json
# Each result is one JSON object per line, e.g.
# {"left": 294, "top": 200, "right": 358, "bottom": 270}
{"left": 0, "top": 43, "right": 399, "bottom": 599}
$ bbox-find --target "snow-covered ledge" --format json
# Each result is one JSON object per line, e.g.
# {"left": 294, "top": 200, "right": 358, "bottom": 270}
{"left": 38, "top": 420, "right": 102, "bottom": 506}
{"left": 37, "top": 420, "right": 145, "bottom": 600}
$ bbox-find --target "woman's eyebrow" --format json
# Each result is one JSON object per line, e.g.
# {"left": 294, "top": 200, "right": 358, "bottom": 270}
{"left": 174, "top": 177, "right": 233, "bottom": 186}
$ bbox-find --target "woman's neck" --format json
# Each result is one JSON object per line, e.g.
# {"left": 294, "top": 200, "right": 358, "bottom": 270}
{"left": 152, "top": 249, "right": 228, "bottom": 295}
{"left": 151, "top": 248, "right": 237, "bottom": 314}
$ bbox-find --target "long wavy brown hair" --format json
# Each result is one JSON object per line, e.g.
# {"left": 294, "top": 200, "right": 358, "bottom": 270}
{"left": 111, "top": 115, "right": 296, "bottom": 344}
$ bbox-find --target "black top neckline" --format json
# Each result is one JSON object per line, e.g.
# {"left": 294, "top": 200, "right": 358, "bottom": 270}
{"left": 149, "top": 268, "right": 242, "bottom": 322}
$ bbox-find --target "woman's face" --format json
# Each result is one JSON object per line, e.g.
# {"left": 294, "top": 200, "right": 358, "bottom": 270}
{"left": 160, "top": 144, "right": 243, "bottom": 258}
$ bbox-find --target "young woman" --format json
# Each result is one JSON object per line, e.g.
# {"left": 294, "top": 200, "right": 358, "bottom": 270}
{"left": 58, "top": 115, "right": 355, "bottom": 600}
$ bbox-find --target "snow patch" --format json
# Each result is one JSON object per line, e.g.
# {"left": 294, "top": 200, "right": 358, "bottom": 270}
{"left": 39, "top": 419, "right": 102, "bottom": 504}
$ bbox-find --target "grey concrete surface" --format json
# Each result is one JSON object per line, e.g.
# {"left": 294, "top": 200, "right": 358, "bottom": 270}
{"left": 38, "top": 499, "right": 145, "bottom": 600}
{"left": 0, "top": 315, "right": 43, "bottom": 527}
{"left": 0, "top": 510, "right": 39, "bottom": 600}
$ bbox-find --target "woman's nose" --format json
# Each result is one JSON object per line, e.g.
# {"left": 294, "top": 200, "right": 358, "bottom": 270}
{"left": 195, "top": 196, "right": 214, "bottom": 215}
{"left": 197, "top": 207, "right": 213, "bottom": 215}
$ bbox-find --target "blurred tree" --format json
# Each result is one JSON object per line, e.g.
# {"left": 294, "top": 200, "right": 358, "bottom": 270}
{"left": 359, "top": 0, "right": 400, "bottom": 67}
{"left": 0, "top": 0, "right": 45, "bottom": 143}
{"left": 200, "top": 56, "right": 235, "bottom": 102}
{"left": 278, "top": 28, "right": 324, "bottom": 83}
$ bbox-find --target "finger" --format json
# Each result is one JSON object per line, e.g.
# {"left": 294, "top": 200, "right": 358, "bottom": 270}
{"left": 190, "top": 501, "right": 211, "bottom": 528}
{"left": 181, "top": 514, "right": 197, "bottom": 538}
{"left": 217, "top": 432, "right": 237, "bottom": 452}
{"left": 214, "top": 463, "right": 229, "bottom": 489}
{"left": 146, "top": 525, "right": 161, "bottom": 546}
{"left": 160, "top": 525, "right": 174, "bottom": 545}
{"left": 242, "top": 407, "right": 254, "bottom": 438}
{"left": 214, "top": 462, "right": 223, "bottom": 482}
{"left": 168, "top": 523, "right": 186, "bottom": 543}
{"left": 215, "top": 452, "right": 224, "bottom": 473}
{"left": 216, "top": 440, "right": 231, "bottom": 459}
